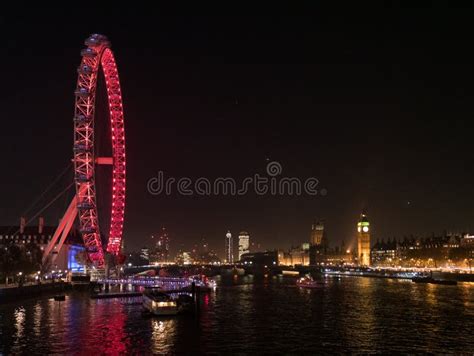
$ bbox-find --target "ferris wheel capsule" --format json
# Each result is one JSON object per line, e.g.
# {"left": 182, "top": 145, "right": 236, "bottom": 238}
{"left": 77, "top": 65, "right": 93, "bottom": 74}
{"left": 74, "top": 88, "right": 90, "bottom": 97}
{"left": 73, "top": 114, "right": 91, "bottom": 123}
{"left": 80, "top": 48, "right": 97, "bottom": 58}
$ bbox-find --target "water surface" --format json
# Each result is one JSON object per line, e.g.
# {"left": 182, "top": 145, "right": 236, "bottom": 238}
{"left": 1, "top": 276, "right": 473, "bottom": 354}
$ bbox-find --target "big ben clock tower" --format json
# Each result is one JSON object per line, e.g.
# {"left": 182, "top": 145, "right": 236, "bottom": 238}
{"left": 357, "top": 212, "right": 371, "bottom": 266}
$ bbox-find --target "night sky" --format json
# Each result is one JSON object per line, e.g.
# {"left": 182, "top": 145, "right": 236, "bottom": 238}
{"left": 2, "top": 7, "right": 474, "bottom": 257}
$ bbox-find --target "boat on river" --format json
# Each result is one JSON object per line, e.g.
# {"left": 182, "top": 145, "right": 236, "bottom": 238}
{"left": 296, "top": 275, "right": 326, "bottom": 288}
{"left": 142, "top": 289, "right": 178, "bottom": 316}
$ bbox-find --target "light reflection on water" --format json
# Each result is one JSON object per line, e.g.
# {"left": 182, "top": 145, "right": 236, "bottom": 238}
{"left": 0, "top": 277, "right": 473, "bottom": 354}
{"left": 13, "top": 306, "right": 25, "bottom": 352}
{"left": 33, "top": 302, "right": 42, "bottom": 337}
{"left": 151, "top": 319, "right": 178, "bottom": 354}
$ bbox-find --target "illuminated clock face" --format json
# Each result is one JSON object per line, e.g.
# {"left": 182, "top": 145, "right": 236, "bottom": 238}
{"left": 357, "top": 227, "right": 361, "bottom": 232}
{"left": 362, "top": 226, "right": 369, "bottom": 233}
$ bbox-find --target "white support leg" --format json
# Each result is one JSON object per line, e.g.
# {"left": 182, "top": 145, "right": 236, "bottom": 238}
{"left": 42, "top": 195, "right": 78, "bottom": 266}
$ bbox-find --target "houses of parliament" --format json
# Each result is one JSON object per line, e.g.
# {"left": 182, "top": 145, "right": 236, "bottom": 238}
{"left": 277, "top": 211, "right": 371, "bottom": 267}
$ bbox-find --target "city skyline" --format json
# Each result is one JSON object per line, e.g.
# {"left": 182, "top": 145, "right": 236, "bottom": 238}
{"left": 123, "top": 215, "right": 474, "bottom": 263}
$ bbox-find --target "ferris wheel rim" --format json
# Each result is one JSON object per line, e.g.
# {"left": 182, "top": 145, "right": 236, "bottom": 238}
{"left": 73, "top": 34, "right": 126, "bottom": 267}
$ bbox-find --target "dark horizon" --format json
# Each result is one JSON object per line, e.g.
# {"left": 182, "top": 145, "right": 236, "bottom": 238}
{"left": 2, "top": 8, "right": 474, "bottom": 257}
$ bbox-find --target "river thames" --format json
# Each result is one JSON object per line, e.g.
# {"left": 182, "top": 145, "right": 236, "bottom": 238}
{"left": 1, "top": 276, "right": 473, "bottom": 354}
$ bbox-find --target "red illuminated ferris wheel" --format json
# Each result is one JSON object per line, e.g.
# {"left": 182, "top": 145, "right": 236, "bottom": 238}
{"left": 43, "top": 34, "right": 126, "bottom": 268}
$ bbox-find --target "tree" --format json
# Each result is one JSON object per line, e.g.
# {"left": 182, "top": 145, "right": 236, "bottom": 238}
{"left": 0, "top": 245, "right": 22, "bottom": 283}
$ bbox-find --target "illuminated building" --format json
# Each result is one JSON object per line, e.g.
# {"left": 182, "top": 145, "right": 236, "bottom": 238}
{"left": 238, "top": 231, "right": 250, "bottom": 261}
{"left": 182, "top": 252, "right": 192, "bottom": 265}
{"left": 371, "top": 238, "right": 397, "bottom": 265}
{"left": 278, "top": 245, "right": 310, "bottom": 266}
{"left": 310, "top": 220, "right": 326, "bottom": 246}
{"left": 150, "top": 227, "right": 170, "bottom": 264}
{"left": 323, "top": 247, "right": 353, "bottom": 265}
{"left": 175, "top": 250, "right": 193, "bottom": 265}
{"left": 0, "top": 217, "right": 85, "bottom": 273}
{"left": 309, "top": 220, "right": 327, "bottom": 264}
{"left": 140, "top": 247, "right": 150, "bottom": 264}
{"left": 225, "top": 230, "right": 233, "bottom": 263}
{"left": 357, "top": 212, "right": 371, "bottom": 266}
{"left": 395, "top": 233, "right": 471, "bottom": 267}
{"left": 461, "top": 234, "right": 474, "bottom": 248}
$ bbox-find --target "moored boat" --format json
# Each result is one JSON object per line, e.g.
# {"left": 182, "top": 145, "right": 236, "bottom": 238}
{"left": 142, "top": 289, "right": 178, "bottom": 316}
